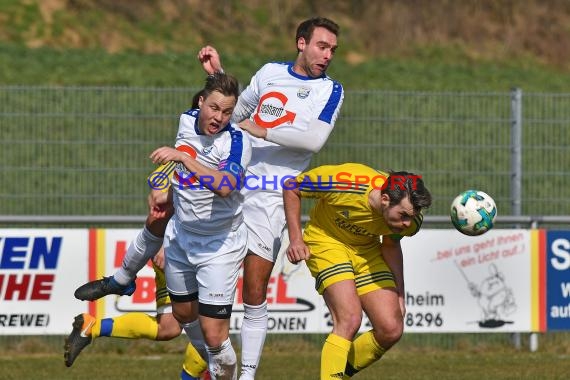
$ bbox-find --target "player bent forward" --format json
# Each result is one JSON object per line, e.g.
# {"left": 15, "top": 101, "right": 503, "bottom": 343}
{"left": 159, "top": 73, "right": 252, "bottom": 380}
{"left": 283, "top": 163, "right": 432, "bottom": 380}
{"left": 153, "top": 73, "right": 251, "bottom": 380}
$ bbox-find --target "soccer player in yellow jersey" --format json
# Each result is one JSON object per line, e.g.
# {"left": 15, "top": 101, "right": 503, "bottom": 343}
{"left": 283, "top": 162, "right": 432, "bottom": 380}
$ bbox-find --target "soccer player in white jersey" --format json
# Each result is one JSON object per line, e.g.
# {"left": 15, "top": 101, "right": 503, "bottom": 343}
{"left": 74, "top": 73, "right": 251, "bottom": 380}
{"left": 151, "top": 72, "right": 251, "bottom": 380}
{"left": 199, "top": 17, "right": 344, "bottom": 379}
{"left": 71, "top": 90, "right": 212, "bottom": 379}
{"left": 74, "top": 17, "right": 344, "bottom": 379}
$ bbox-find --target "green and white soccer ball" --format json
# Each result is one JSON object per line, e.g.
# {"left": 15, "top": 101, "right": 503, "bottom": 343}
{"left": 450, "top": 190, "right": 497, "bottom": 236}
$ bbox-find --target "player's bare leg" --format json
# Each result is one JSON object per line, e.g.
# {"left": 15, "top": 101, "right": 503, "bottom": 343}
{"left": 320, "top": 280, "right": 362, "bottom": 379}
{"left": 344, "top": 287, "right": 402, "bottom": 378}
{"left": 239, "top": 252, "right": 274, "bottom": 380}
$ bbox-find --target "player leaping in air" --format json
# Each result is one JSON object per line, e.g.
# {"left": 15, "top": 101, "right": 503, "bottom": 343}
{"left": 73, "top": 17, "right": 345, "bottom": 380}
{"left": 66, "top": 75, "right": 251, "bottom": 380}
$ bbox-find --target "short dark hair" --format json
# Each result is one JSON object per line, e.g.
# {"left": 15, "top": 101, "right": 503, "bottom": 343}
{"left": 201, "top": 72, "right": 239, "bottom": 102}
{"left": 383, "top": 171, "right": 432, "bottom": 213}
{"left": 191, "top": 89, "right": 206, "bottom": 109}
{"left": 296, "top": 17, "right": 339, "bottom": 47}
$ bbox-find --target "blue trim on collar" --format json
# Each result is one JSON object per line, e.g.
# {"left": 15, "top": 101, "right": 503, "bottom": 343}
{"left": 287, "top": 63, "right": 326, "bottom": 80}
{"left": 182, "top": 109, "right": 204, "bottom": 135}
{"left": 194, "top": 116, "right": 203, "bottom": 135}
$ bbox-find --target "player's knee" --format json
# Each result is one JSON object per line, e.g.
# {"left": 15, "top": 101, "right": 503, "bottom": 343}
{"left": 146, "top": 215, "right": 170, "bottom": 237}
{"left": 241, "top": 276, "right": 269, "bottom": 305}
{"left": 156, "top": 321, "right": 182, "bottom": 340}
{"left": 172, "top": 307, "right": 194, "bottom": 325}
{"left": 375, "top": 318, "right": 403, "bottom": 347}
{"left": 336, "top": 311, "right": 362, "bottom": 338}
{"left": 242, "top": 253, "right": 274, "bottom": 305}
{"left": 242, "top": 287, "right": 267, "bottom": 305}
{"left": 203, "top": 331, "right": 227, "bottom": 348}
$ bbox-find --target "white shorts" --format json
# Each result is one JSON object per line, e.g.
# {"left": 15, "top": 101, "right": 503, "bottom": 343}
{"left": 242, "top": 186, "right": 287, "bottom": 262}
{"left": 163, "top": 216, "right": 248, "bottom": 306}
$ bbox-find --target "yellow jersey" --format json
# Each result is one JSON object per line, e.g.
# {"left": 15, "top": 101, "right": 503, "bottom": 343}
{"left": 296, "top": 163, "right": 423, "bottom": 248}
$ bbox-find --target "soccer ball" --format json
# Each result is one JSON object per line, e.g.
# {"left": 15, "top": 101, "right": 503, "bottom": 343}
{"left": 450, "top": 190, "right": 497, "bottom": 236}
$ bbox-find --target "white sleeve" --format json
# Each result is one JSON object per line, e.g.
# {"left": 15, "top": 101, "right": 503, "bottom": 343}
{"left": 231, "top": 93, "right": 257, "bottom": 123}
{"left": 265, "top": 119, "right": 334, "bottom": 153}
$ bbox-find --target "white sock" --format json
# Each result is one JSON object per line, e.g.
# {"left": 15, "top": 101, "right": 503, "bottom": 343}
{"left": 239, "top": 302, "right": 268, "bottom": 380}
{"left": 207, "top": 338, "right": 237, "bottom": 380}
{"left": 113, "top": 226, "right": 163, "bottom": 285}
{"left": 182, "top": 320, "right": 208, "bottom": 362}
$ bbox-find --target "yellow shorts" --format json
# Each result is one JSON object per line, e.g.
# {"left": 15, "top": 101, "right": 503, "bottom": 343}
{"left": 152, "top": 262, "right": 172, "bottom": 314}
{"left": 304, "top": 225, "right": 395, "bottom": 295}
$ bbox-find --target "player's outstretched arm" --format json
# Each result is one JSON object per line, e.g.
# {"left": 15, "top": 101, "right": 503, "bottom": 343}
{"left": 239, "top": 118, "right": 334, "bottom": 154}
{"left": 197, "top": 45, "right": 224, "bottom": 75}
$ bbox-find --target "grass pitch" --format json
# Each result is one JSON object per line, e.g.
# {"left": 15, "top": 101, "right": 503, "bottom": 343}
{"left": 1, "top": 334, "right": 568, "bottom": 379}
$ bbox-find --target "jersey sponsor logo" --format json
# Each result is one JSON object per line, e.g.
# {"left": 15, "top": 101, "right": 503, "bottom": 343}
{"left": 334, "top": 218, "right": 376, "bottom": 237}
{"left": 253, "top": 92, "right": 296, "bottom": 128}
{"left": 339, "top": 210, "right": 350, "bottom": 219}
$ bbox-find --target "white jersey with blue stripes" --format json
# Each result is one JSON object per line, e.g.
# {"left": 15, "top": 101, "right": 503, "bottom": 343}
{"left": 171, "top": 109, "right": 252, "bottom": 235}
{"left": 232, "top": 62, "right": 344, "bottom": 187}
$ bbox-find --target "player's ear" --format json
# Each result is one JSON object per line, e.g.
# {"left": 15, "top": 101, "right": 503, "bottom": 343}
{"left": 297, "top": 37, "right": 306, "bottom": 52}
{"left": 380, "top": 192, "right": 391, "bottom": 207}
{"left": 198, "top": 96, "right": 205, "bottom": 109}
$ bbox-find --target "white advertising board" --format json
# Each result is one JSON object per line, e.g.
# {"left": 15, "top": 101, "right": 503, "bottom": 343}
{"left": 0, "top": 228, "right": 534, "bottom": 334}
{"left": 0, "top": 229, "right": 89, "bottom": 335}
{"left": 401, "top": 229, "right": 532, "bottom": 332}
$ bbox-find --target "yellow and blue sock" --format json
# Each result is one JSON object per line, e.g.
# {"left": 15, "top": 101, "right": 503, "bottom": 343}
{"left": 93, "top": 313, "right": 158, "bottom": 339}
{"left": 181, "top": 342, "right": 208, "bottom": 379}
